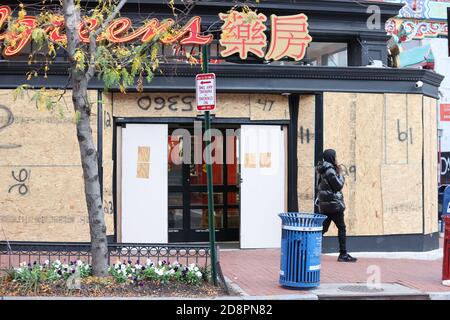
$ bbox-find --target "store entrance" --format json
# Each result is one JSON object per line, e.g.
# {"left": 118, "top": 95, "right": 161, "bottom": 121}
{"left": 167, "top": 126, "right": 240, "bottom": 242}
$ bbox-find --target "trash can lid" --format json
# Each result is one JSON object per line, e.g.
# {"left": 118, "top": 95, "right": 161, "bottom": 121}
{"left": 279, "top": 212, "right": 327, "bottom": 226}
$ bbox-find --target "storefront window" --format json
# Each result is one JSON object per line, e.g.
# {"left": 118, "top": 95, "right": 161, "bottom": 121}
{"left": 168, "top": 135, "right": 183, "bottom": 186}
{"left": 301, "top": 42, "right": 348, "bottom": 66}
{"left": 168, "top": 208, "right": 183, "bottom": 229}
{"left": 190, "top": 208, "right": 224, "bottom": 229}
{"left": 227, "top": 208, "right": 240, "bottom": 229}
{"left": 168, "top": 192, "right": 183, "bottom": 206}
{"left": 190, "top": 192, "right": 224, "bottom": 205}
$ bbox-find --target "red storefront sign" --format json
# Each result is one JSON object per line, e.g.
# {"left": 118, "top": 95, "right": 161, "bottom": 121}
{"left": 0, "top": 5, "right": 212, "bottom": 57}
{"left": 0, "top": 6, "right": 313, "bottom": 62}
{"left": 440, "top": 104, "right": 450, "bottom": 121}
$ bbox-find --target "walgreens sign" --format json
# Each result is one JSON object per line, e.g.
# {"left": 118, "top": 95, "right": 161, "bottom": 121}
{"left": 0, "top": 5, "right": 213, "bottom": 57}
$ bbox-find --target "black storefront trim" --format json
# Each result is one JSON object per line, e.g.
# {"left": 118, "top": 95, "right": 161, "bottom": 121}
{"left": 288, "top": 94, "right": 300, "bottom": 212}
{"left": 97, "top": 90, "right": 103, "bottom": 202}
{"left": 0, "top": 63, "right": 443, "bottom": 99}
{"left": 322, "top": 232, "right": 441, "bottom": 253}
{"left": 314, "top": 93, "right": 324, "bottom": 213}
{"left": 115, "top": 117, "right": 290, "bottom": 126}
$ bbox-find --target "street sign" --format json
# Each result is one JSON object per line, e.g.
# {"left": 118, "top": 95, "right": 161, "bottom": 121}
{"left": 196, "top": 73, "right": 216, "bottom": 111}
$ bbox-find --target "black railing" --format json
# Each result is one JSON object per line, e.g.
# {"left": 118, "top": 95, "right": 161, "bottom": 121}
{"left": 0, "top": 242, "right": 213, "bottom": 272}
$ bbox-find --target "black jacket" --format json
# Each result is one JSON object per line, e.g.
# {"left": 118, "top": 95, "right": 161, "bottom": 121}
{"left": 316, "top": 160, "right": 346, "bottom": 214}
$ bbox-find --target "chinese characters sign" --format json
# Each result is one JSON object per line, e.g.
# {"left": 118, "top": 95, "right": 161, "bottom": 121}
{"left": 0, "top": 6, "right": 312, "bottom": 62}
{"left": 220, "top": 11, "right": 312, "bottom": 61}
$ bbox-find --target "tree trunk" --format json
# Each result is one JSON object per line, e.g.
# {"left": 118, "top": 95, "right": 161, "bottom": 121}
{"left": 63, "top": 0, "right": 109, "bottom": 277}
{"left": 72, "top": 78, "right": 109, "bottom": 277}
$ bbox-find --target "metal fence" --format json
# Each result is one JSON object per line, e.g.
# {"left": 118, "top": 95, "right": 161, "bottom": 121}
{"left": 0, "top": 242, "right": 213, "bottom": 272}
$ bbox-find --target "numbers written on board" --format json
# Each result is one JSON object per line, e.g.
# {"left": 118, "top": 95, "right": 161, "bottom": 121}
{"left": 104, "top": 110, "right": 112, "bottom": 128}
{"left": 8, "top": 169, "right": 30, "bottom": 196}
{"left": 256, "top": 99, "right": 275, "bottom": 112}
{"left": 0, "top": 105, "right": 21, "bottom": 149}
{"left": 340, "top": 164, "right": 357, "bottom": 182}
{"left": 137, "top": 95, "right": 195, "bottom": 112}
{"left": 104, "top": 200, "right": 113, "bottom": 215}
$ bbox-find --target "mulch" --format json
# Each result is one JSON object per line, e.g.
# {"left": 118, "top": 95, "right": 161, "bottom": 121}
{"left": 0, "top": 276, "right": 229, "bottom": 297}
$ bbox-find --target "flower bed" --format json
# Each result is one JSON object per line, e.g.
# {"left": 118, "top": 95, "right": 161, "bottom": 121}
{"left": 0, "top": 259, "right": 226, "bottom": 297}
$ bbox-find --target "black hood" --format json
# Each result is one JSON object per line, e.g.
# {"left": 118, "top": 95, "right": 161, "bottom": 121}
{"left": 316, "top": 160, "right": 335, "bottom": 174}
{"left": 323, "top": 149, "right": 336, "bottom": 165}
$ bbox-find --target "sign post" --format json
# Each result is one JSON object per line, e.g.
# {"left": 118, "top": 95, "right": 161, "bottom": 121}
{"left": 198, "top": 45, "right": 218, "bottom": 286}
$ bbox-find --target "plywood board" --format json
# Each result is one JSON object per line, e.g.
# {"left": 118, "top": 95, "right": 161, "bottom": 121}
{"left": 297, "top": 95, "right": 315, "bottom": 213}
{"left": 323, "top": 92, "right": 427, "bottom": 236}
{"left": 113, "top": 92, "right": 200, "bottom": 118}
{"left": 381, "top": 165, "right": 423, "bottom": 234}
{"left": 423, "top": 96, "right": 438, "bottom": 234}
{"left": 384, "top": 94, "right": 409, "bottom": 165}
{"left": 213, "top": 94, "right": 250, "bottom": 118}
{"left": 323, "top": 92, "right": 357, "bottom": 236}
{"left": 249, "top": 94, "right": 289, "bottom": 120}
{"left": 0, "top": 89, "right": 97, "bottom": 241}
{"left": 101, "top": 92, "right": 114, "bottom": 236}
{"left": 381, "top": 94, "right": 423, "bottom": 235}
{"left": 113, "top": 92, "right": 287, "bottom": 120}
{"left": 407, "top": 94, "right": 423, "bottom": 166}
{"left": 354, "top": 93, "right": 384, "bottom": 235}
{"left": 0, "top": 166, "right": 91, "bottom": 242}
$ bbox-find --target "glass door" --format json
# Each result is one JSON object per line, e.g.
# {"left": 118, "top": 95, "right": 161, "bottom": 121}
{"left": 168, "top": 126, "right": 240, "bottom": 242}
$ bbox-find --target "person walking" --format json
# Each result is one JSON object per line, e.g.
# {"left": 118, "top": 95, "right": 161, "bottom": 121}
{"left": 316, "top": 149, "right": 357, "bottom": 262}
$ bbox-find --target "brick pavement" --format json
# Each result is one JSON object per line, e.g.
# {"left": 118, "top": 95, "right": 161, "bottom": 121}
{"left": 220, "top": 248, "right": 450, "bottom": 296}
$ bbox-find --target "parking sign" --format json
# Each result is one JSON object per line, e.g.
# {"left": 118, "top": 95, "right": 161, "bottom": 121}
{"left": 196, "top": 73, "right": 216, "bottom": 111}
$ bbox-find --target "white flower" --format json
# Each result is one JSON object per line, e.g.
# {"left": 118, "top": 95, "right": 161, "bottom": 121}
{"left": 155, "top": 268, "right": 164, "bottom": 276}
{"left": 19, "top": 262, "right": 27, "bottom": 268}
{"left": 44, "top": 260, "right": 49, "bottom": 265}
{"left": 146, "top": 259, "right": 154, "bottom": 266}
{"left": 16, "top": 267, "right": 22, "bottom": 273}
{"left": 158, "top": 261, "right": 163, "bottom": 267}
{"left": 193, "top": 267, "right": 199, "bottom": 272}
{"left": 76, "top": 260, "right": 83, "bottom": 267}
{"left": 135, "top": 264, "right": 142, "bottom": 270}
{"left": 114, "top": 264, "right": 120, "bottom": 270}
{"left": 169, "top": 269, "right": 175, "bottom": 274}
{"left": 196, "top": 271, "right": 202, "bottom": 278}
{"left": 120, "top": 264, "right": 126, "bottom": 271}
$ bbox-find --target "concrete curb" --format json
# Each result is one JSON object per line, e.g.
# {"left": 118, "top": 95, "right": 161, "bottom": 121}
{"left": 0, "top": 294, "right": 319, "bottom": 300}
{"left": 223, "top": 275, "right": 249, "bottom": 296}
{"left": 427, "top": 292, "right": 450, "bottom": 300}
{"left": 324, "top": 250, "right": 443, "bottom": 261}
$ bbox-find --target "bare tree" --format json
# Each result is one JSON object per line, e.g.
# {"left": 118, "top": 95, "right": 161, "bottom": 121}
{"left": 5, "top": 0, "right": 197, "bottom": 276}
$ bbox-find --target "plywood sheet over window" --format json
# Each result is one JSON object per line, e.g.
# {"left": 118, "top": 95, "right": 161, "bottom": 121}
{"left": 323, "top": 92, "right": 426, "bottom": 236}
{"left": 297, "top": 95, "right": 315, "bottom": 213}
{"left": 0, "top": 89, "right": 97, "bottom": 242}
{"left": 112, "top": 92, "right": 289, "bottom": 120}
{"left": 101, "top": 92, "right": 114, "bottom": 236}
{"left": 423, "top": 96, "right": 438, "bottom": 234}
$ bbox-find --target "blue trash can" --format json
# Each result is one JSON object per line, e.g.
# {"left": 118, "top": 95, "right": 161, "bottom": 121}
{"left": 278, "top": 212, "right": 327, "bottom": 288}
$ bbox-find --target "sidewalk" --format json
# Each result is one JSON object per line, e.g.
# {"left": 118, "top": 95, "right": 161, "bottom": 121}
{"left": 219, "top": 248, "right": 450, "bottom": 298}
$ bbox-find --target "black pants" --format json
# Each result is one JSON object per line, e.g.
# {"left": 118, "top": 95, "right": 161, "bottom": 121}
{"left": 322, "top": 211, "right": 347, "bottom": 254}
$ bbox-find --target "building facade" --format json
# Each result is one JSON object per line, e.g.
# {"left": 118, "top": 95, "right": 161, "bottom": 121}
{"left": 0, "top": 0, "right": 444, "bottom": 251}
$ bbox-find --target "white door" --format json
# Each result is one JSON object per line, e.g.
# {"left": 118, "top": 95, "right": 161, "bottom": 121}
{"left": 121, "top": 124, "right": 168, "bottom": 243}
{"left": 240, "top": 125, "right": 286, "bottom": 249}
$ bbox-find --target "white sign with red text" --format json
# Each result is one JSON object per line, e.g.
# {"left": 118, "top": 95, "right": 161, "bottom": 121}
{"left": 196, "top": 73, "right": 216, "bottom": 111}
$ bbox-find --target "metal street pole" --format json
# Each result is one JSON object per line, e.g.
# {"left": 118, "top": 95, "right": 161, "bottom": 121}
{"left": 202, "top": 44, "right": 217, "bottom": 286}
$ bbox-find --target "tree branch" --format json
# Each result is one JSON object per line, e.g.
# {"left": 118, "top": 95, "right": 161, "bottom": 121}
{"left": 86, "top": 0, "right": 128, "bottom": 80}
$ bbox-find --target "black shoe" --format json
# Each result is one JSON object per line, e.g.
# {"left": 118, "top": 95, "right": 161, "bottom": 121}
{"left": 337, "top": 253, "right": 357, "bottom": 262}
